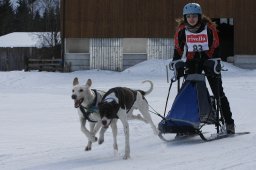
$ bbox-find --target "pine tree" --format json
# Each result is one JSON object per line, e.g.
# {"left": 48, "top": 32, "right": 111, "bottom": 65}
{"left": 0, "top": 0, "right": 15, "bottom": 35}
{"left": 36, "top": 0, "right": 61, "bottom": 58}
{"left": 15, "top": 0, "right": 33, "bottom": 31}
{"left": 33, "top": 10, "right": 43, "bottom": 31}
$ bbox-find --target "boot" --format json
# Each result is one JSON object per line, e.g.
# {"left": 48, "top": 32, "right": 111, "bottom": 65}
{"left": 226, "top": 123, "right": 235, "bottom": 134}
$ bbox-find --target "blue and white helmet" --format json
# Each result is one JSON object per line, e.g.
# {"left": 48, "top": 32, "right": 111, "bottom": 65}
{"left": 183, "top": 3, "right": 202, "bottom": 15}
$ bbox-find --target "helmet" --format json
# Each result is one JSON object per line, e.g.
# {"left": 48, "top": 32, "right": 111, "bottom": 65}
{"left": 183, "top": 3, "right": 202, "bottom": 15}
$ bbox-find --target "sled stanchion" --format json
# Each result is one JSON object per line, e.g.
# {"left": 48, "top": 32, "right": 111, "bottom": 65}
{"left": 166, "top": 65, "right": 169, "bottom": 83}
{"left": 163, "top": 79, "right": 175, "bottom": 117}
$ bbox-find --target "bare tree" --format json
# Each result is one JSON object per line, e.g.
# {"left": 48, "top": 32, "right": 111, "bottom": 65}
{"left": 37, "top": 0, "right": 59, "bottom": 10}
{"left": 34, "top": 0, "right": 60, "bottom": 58}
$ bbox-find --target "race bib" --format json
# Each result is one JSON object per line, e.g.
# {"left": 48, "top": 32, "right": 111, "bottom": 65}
{"left": 185, "top": 26, "right": 209, "bottom": 52}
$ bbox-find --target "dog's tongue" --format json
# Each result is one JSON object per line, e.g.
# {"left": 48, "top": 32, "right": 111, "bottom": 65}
{"left": 74, "top": 100, "right": 80, "bottom": 108}
{"left": 74, "top": 98, "right": 84, "bottom": 108}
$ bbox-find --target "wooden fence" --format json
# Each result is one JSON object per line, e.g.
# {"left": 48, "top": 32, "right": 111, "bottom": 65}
{"left": 0, "top": 48, "right": 29, "bottom": 71}
{"left": 0, "top": 47, "right": 62, "bottom": 71}
{"left": 26, "top": 57, "right": 62, "bottom": 72}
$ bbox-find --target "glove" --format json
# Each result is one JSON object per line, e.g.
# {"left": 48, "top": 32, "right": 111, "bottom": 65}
{"left": 169, "top": 62, "right": 174, "bottom": 70}
{"left": 170, "top": 60, "right": 185, "bottom": 78}
{"left": 203, "top": 58, "right": 221, "bottom": 75}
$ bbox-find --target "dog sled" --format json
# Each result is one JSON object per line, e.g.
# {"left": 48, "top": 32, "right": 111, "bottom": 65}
{"left": 157, "top": 59, "right": 249, "bottom": 142}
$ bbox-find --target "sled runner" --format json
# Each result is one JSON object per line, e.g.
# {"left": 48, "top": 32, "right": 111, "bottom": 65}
{"left": 158, "top": 59, "right": 249, "bottom": 142}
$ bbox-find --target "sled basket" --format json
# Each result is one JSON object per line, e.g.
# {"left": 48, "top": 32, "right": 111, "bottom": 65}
{"left": 158, "top": 74, "right": 217, "bottom": 134}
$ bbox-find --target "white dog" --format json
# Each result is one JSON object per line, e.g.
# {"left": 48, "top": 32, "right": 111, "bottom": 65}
{"left": 72, "top": 78, "right": 117, "bottom": 151}
{"left": 98, "top": 80, "right": 159, "bottom": 159}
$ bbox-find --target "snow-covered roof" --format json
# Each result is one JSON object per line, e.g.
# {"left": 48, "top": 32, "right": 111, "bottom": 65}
{"left": 0, "top": 32, "right": 40, "bottom": 48}
{"left": 0, "top": 32, "right": 60, "bottom": 48}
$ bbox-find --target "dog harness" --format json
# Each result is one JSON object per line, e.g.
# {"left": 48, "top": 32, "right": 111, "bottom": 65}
{"left": 79, "top": 89, "right": 99, "bottom": 123}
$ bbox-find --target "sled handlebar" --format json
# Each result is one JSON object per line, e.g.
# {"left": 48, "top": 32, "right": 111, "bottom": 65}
{"left": 168, "top": 58, "right": 226, "bottom": 81}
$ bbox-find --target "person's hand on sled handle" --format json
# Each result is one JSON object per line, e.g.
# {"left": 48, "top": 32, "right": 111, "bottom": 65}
{"left": 169, "top": 59, "right": 186, "bottom": 79}
{"left": 203, "top": 58, "right": 222, "bottom": 75}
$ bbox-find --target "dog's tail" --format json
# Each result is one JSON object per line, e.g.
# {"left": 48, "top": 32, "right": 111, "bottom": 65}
{"left": 141, "top": 80, "right": 153, "bottom": 95}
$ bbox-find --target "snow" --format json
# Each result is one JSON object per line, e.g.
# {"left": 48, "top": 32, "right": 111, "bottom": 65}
{"left": 0, "top": 32, "right": 60, "bottom": 48}
{"left": 0, "top": 32, "right": 40, "bottom": 48}
{"left": 1, "top": 60, "right": 256, "bottom": 170}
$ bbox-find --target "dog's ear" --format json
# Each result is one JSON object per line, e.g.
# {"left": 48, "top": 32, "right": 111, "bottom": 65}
{"left": 73, "top": 77, "right": 79, "bottom": 86}
{"left": 86, "top": 79, "right": 92, "bottom": 87}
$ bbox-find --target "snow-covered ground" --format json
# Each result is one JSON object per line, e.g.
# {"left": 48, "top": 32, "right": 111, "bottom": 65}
{"left": 1, "top": 60, "right": 256, "bottom": 170}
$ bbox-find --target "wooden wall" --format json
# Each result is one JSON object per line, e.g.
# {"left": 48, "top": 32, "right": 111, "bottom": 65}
{"left": 61, "top": 0, "right": 256, "bottom": 55}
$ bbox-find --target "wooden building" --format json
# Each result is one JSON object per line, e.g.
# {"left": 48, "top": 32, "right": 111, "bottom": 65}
{"left": 61, "top": 0, "right": 256, "bottom": 71}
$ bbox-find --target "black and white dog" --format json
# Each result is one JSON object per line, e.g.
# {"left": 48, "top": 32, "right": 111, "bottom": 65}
{"left": 98, "top": 80, "right": 159, "bottom": 159}
{"left": 71, "top": 78, "right": 116, "bottom": 151}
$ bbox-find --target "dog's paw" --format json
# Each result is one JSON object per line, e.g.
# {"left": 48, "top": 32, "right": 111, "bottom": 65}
{"left": 85, "top": 146, "right": 91, "bottom": 151}
{"left": 98, "top": 138, "right": 104, "bottom": 145}
{"left": 123, "top": 154, "right": 130, "bottom": 160}
{"left": 90, "top": 136, "right": 97, "bottom": 143}
{"left": 113, "top": 143, "right": 118, "bottom": 150}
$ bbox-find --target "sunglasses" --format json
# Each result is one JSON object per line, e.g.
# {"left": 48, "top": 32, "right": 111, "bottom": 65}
{"left": 186, "top": 14, "right": 199, "bottom": 19}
